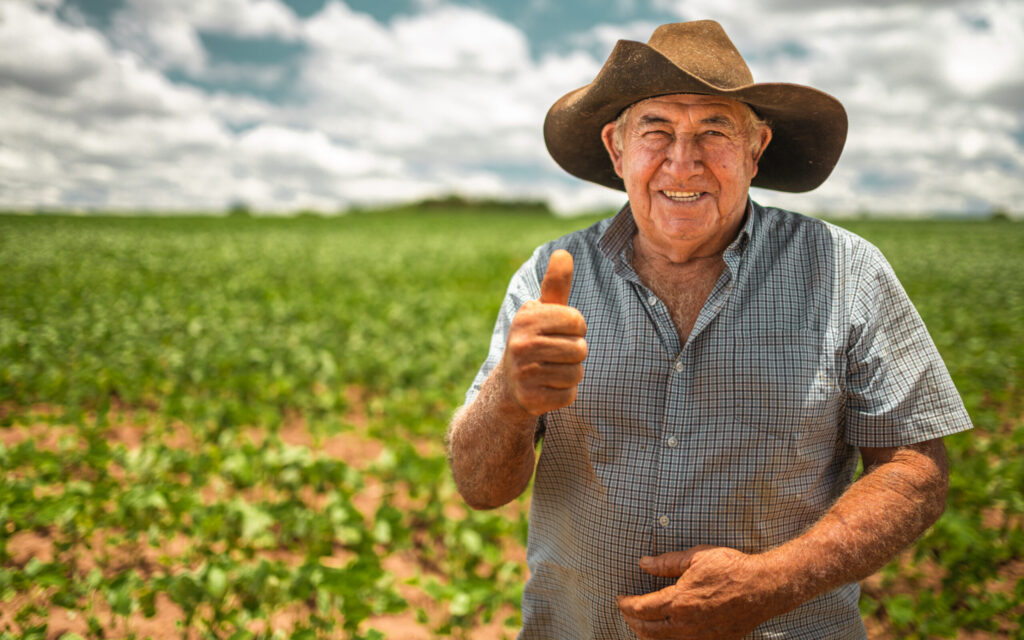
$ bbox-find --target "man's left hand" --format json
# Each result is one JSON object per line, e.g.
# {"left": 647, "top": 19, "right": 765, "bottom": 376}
{"left": 617, "top": 545, "right": 786, "bottom": 640}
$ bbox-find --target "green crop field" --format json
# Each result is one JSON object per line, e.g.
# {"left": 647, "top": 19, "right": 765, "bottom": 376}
{"left": 1, "top": 210, "right": 1022, "bottom": 639}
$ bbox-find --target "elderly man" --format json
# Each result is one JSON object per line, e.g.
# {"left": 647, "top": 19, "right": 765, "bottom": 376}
{"left": 447, "top": 20, "right": 971, "bottom": 639}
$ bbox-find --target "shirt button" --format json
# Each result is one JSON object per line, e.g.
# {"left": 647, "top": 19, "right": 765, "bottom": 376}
{"left": 667, "top": 436, "right": 678, "bottom": 448}
{"left": 673, "top": 361, "right": 684, "bottom": 373}
{"left": 658, "top": 515, "right": 670, "bottom": 527}
{"left": 648, "top": 295, "right": 658, "bottom": 306}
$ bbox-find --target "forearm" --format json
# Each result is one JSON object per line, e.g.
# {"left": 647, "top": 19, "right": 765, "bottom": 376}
{"left": 446, "top": 366, "right": 540, "bottom": 510}
{"left": 762, "top": 439, "right": 949, "bottom": 613}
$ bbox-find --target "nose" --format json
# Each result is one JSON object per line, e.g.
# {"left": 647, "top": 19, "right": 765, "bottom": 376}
{"left": 663, "top": 136, "right": 703, "bottom": 179}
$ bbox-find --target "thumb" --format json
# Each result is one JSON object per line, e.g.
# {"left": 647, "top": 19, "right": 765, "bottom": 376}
{"left": 540, "top": 249, "right": 573, "bottom": 305}
{"left": 638, "top": 546, "right": 708, "bottom": 578}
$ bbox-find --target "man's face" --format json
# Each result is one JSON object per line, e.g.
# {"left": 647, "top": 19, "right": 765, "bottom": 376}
{"left": 600, "top": 94, "right": 770, "bottom": 259}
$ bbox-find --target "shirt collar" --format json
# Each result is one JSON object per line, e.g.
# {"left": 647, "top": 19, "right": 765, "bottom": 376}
{"left": 598, "top": 202, "right": 637, "bottom": 264}
{"left": 727, "top": 199, "right": 756, "bottom": 256}
{"left": 599, "top": 198, "right": 758, "bottom": 270}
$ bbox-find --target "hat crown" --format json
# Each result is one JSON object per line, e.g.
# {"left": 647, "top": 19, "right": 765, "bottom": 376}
{"left": 647, "top": 20, "right": 753, "bottom": 89}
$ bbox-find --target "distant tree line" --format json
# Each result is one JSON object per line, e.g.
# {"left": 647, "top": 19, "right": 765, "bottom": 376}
{"left": 226, "top": 194, "right": 554, "bottom": 217}
{"left": 402, "top": 193, "right": 552, "bottom": 214}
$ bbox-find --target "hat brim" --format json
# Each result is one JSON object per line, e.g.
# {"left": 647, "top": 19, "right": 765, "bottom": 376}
{"left": 543, "top": 40, "right": 848, "bottom": 193}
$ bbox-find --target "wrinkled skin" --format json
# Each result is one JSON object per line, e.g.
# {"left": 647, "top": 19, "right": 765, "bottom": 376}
{"left": 601, "top": 94, "right": 771, "bottom": 264}
{"left": 617, "top": 546, "right": 782, "bottom": 639}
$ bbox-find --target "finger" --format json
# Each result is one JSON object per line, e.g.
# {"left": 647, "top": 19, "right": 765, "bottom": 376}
{"left": 620, "top": 614, "right": 676, "bottom": 640}
{"left": 622, "top": 614, "right": 726, "bottom": 640}
{"left": 536, "top": 306, "right": 587, "bottom": 337}
{"left": 518, "top": 362, "right": 585, "bottom": 389}
{"left": 616, "top": 590, "right": 674, "bottom": 622}
{"left": 513, "top": 304, "right": 587, "bottom": 337}
{"left": 513, "top": 385, "right": 578, "bottom": 415}
{"left": 508, "top": 335, "right": 587, "bottom": 364}
{"left": 638, "top": 547, "right": 701, "bottom": 577}
{"left": 540, "top": 249, "right": 573, "bottom": 306}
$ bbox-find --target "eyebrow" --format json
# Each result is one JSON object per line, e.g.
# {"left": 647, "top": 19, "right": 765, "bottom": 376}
{"left": 635, "top": 114, "right": 739, "bottom": 129}
{"left": 698, "top": 115, "right": 739, "bottom": 129}
{"left": 636, "top": 115, "right": 672, "bottom": 127}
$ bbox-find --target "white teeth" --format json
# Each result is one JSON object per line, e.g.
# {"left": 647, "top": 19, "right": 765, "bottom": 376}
{"left": 663, "top": 190, "right": 701, "bottom": 202}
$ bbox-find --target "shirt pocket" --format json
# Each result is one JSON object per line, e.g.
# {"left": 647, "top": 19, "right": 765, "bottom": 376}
{"left": 728, "top": 330, "right": 843, "bottom": 448}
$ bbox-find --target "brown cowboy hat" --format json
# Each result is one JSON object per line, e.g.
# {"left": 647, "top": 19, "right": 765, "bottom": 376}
{"left": 543, "top": 20, "right": 847, "bottom": 193}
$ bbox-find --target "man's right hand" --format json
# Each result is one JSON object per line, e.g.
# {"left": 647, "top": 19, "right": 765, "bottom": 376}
{"left": 501, "top": 249, "right": 588, "bottom": 416}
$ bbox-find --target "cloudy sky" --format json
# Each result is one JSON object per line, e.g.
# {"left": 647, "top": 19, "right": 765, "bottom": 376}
{"left": 1, "top": 0, "right": 1021, "bottom": 215}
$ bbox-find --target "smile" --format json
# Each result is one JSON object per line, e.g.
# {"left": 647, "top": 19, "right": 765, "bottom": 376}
{"left": 661, "top": 190, "right": 703, "bottom": 202}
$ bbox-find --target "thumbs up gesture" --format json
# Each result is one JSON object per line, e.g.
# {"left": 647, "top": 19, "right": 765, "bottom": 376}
{"left": 501, "top": 249, "right": 589, "bottom": 416}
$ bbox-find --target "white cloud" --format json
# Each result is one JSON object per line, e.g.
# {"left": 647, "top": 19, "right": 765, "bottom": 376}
{"left": 546, "top": 182, "right": 627, "bottom": 215}
{"left": 0, "top": 2, "right": 238, "bottom": 209}
{"left": 207, "top": 92, "right": 277, "bottom": 127}
{"left": 109, "top": 6, "right": 207, "bottom": 74}
{"left": 108, "top": 0, "right": 301, "bottom": 75}
{"left": 237, "top": 125, "right": 402, "bottom": 178}
{"left": 0, "top": 1, "right": 110, "bottom": 95}
{"left": 938, "top": 4, "right": 1024, "bottom": 97}
{"left": 0, "top": 0, "right": 1021, "bottom": 215}
{"left": 390, "top": 5, "right": 529, "bottom": 74}
{"left": 293, "top": 0, "right": 604, "bottom": 206}
{"left": 117, "top": 0, "right": 302, "bottom": 40}
{"left": 189, "top": 0, "right": 302, "bottom": 39}
{"left": 299, "top": 1, "right": 543, "bottom": 128}
{"left": 302, "top": 0, "right": 391, "bottom": 54}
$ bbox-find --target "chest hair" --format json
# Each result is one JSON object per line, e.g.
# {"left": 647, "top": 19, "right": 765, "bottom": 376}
{"left": 633, "top": 255, "right": 726, "bottom": 344}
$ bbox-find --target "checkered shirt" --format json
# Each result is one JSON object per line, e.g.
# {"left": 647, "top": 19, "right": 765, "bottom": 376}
{"left": 466, "top": 200, "right": 973, "bottom": 639}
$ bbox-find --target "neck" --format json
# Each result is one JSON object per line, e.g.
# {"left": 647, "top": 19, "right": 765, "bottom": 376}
{"left": 631, "top": 203, "right": 748, "bottom": 268}
{"left": 632, "top": 218, "right": 742, "bottom": 268}
{"left": 633, "top": 233, "right": 725, "bottom": 271}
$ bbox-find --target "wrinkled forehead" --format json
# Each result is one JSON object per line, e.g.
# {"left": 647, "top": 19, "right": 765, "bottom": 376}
{"left": 626, "top": 93, "right": 751, "bottom": 121}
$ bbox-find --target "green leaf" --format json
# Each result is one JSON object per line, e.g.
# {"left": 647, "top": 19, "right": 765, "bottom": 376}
{"left": 884, "top": 594, "right": 916, "bottom": 628}
{"left": 207, "top": 566, "right": 228, "bottom": 600}
{"left": 449, "top": 591, "right": 473, "bottom": 617}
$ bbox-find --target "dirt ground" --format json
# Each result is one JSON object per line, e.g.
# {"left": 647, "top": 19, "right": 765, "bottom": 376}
{"left": 3, "top": 405, "right": 1019, "bottom": 638}
{"left": 0, "top": 404, "right": 521, "bottom": 639}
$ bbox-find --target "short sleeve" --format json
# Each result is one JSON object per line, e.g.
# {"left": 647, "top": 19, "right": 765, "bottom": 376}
{"left": 843, "top": 245, "right": 973, "bottom": 447}
{"left": 464, "top": 248, "right": 543, "bottom": 406}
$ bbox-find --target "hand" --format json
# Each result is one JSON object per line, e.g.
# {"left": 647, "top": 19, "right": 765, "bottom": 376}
{"left": 501, "top": 249, "right": 588, "bottom": 416}
{"left": 617, "top": 546, "right": 784, "bottom": 640}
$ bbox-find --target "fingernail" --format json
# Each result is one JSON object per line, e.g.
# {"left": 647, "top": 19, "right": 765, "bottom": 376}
{"left": 639, "top": 556, "right": 652, "bottom": 566}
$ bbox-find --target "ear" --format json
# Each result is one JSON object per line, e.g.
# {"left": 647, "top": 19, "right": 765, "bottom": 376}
{"left": 600, "top": 121, "right": 625, "bottom": 178}
{"left": 750, "top": 125, "right": 772, "bottom": 179}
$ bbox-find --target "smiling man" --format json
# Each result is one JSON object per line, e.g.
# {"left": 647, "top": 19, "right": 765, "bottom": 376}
{"left": 446, "top": 20, "right": 972, "bottom": 639}
{"left": 607, "top": 95, "right": 768, "bottom": 259}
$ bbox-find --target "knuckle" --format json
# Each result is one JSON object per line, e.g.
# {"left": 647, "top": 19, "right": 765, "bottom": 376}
{"left": 518, "top": 361, "right": 543, "bottom": 381}
{"left": 507, "top": 340, "right": 525, "bottom": 358}
{"left": 535, "top": 386, "right": 577, "bottom": 414}
{"left": 576, "top": 338, "right": 589, "bottom": 360}
{"left": 506, "top": 335, "right": 534, "bottom": 358}
{"left": 570, "top": 309, "right": 588, "bottom": 334}
{"left": 509, "top": 315, "right": 534, "bottom": 334}
{"left": 512, "top": 304, "right": 541, "bottom": 326}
